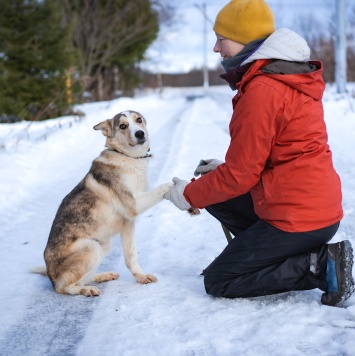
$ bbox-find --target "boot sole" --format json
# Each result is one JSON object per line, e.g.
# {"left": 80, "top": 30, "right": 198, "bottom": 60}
{"left": 322, "top": 240, "right": 355, "bottom": 306}
{"left": 339, "top": 240, "right": 355, "bottom": 305}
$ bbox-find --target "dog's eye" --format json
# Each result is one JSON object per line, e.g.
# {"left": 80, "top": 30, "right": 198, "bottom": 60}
{"left": 119, "top": 124, "right": 127, "bottom": 129}
{"left": 136, "top": 117, "right": 142, "bottom": 123}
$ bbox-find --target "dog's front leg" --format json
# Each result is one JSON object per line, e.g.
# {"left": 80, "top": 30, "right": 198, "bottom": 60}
{"left": 121, "top": 221, "right": 157, "bottom": 284}
{"left": 135, "top": 183, "right": 173, "bottom": 214}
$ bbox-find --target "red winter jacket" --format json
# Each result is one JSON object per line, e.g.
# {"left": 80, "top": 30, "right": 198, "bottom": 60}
{"left": 184, "top": 59, "right": 343, "bottom": 232}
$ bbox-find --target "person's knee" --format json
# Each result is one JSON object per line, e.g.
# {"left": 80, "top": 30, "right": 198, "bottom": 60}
{"left": 203, "top": 268, "right": 222, "bottom": 297}
{"left": 204, "top": 278, "right": 216, "bottom": 297}
{"left": 204, "top": 276, "right": 226, "bottom": 298}
{"left": 203, "top": 267, "right": 212, "bottom": 290}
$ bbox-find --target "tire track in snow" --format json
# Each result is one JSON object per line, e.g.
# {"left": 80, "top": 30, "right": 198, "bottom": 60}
{"left": 151, "top": 90, "right": 232, "bottom": 182}
{"left": 144, "top": 95, "right": 197, "bottom": 184}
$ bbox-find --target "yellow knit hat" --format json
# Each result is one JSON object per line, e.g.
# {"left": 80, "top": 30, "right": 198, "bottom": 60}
{"left": 213, "top": 0, "right": 275, "bottom": 45}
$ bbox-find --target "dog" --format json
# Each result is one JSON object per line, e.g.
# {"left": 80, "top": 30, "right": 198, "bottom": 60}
{"left": 32, "top": 110, "right": 172, "bottom": 297}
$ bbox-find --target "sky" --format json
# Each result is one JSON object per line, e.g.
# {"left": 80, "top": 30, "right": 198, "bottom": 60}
{"left": 1, "top": 83, "right": 355, "bottom": 355}
{"left": 143, "top": 0, "right": 345, "bottom": 73}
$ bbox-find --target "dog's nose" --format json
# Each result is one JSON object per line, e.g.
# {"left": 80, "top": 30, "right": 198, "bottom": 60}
{"left": 135, "top": 130, "right": 145, "bottom": 139}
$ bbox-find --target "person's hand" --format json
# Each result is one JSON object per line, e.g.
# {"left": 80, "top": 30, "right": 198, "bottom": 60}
{"left": 193, "top": 159, "right": 223, "bottom": 177}
{"left": 163, "top": 177, "right": 190, "bottom": 211}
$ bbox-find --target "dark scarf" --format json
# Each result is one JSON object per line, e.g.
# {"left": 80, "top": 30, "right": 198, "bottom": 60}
{"left": 220, "top": 38, "right": 266, "bottom": 91}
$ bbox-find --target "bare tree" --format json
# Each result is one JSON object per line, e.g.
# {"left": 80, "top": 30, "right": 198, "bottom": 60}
{"left": 294, "top": 14, "right": 327, "bottom": 47}
{"left": 151, "top": 0, "right": 175, "bottom": 27}
{"left": 347, "top": 5, "right": 355, "bottom": 82}
{"left": 61, "top": 0, "right": 164, "bottom": 100}
{"left": 293, "top": 13, "right": 335, "bottom": 82}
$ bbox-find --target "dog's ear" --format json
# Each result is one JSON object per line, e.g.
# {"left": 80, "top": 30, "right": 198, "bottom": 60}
{"left": 93, "top": 120, "right": 113, "bottom": 137}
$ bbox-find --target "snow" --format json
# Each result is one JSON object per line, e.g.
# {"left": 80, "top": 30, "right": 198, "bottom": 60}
{"left": 1, "top": 84, "right": 355, "bottom": 355}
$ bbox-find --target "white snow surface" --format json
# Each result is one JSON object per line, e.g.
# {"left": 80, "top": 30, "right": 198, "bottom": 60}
{"left": 1, "top": 85, "right": 355, "bottom": 356}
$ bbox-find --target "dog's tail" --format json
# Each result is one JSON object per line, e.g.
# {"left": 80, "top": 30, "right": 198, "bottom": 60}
{"left": 30, "top": 266, "right": 48, "bottom": 276}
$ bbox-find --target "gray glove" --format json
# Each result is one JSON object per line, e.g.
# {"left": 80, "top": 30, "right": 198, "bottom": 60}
{"left": 163, "top": 177, "right": 191, "bottom": 211}
{"left": 194, "top": 159, "right": 223, "bottom": 177}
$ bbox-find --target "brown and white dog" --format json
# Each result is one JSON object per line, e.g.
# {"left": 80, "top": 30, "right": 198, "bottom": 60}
{"left": 32, "top": 110, "right": 172, "bottom": 297}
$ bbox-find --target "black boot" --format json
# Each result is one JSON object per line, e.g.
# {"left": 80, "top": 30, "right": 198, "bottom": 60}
{"left": 321, "top": 240, "right": 355, "bottom": 307}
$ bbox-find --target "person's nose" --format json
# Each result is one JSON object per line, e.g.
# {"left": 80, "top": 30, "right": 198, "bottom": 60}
{"left": 213, "top": 41, "right": 220, "bottom": 53}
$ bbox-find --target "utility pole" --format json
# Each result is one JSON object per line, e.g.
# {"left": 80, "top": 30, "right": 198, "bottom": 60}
{"left": 195, "top": 3, "right": 212, "bottom": 92}
{"left": 335, "top": 0, "right": 347, "bottom": 93}
{"left": 202, "top": 3, "right": 209, "bottom": 91}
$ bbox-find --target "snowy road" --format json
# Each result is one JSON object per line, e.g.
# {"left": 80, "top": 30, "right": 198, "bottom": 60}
{"left": 1, "top": 86, "right": 355, "bottom": 355}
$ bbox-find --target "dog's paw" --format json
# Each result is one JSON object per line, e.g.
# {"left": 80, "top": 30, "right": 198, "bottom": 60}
{"left": 80, "top": 286, "right": 101, "bottom": 297}
{"left": 94, "top": 271, "right": 119, "bottom": 283}
{"left": 134, "top": 273, "right": 158, "bottom": 284}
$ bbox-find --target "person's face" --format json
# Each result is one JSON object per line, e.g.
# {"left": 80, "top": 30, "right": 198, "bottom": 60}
{"left": 213, "top": 33, "right": 245, "bottom": 60}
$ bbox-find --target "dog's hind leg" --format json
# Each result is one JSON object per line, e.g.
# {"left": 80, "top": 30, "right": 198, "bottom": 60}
{"left": 62, "top": 283, "right": 101, "bottom": 297}
{"left": 53, "top": 242, "right": 104, "bottom": 297}
{"left": 120, "top": 221, "right": 157, "bottom": 284}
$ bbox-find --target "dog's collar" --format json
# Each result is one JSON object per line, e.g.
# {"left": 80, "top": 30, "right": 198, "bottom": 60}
{"left": 109, "top": 148, "right": 152, "bottom": 159}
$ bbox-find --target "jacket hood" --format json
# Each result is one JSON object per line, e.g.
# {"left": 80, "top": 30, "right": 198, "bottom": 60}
{"left": 243, "top": 28, "right": 310, "bottom": 65}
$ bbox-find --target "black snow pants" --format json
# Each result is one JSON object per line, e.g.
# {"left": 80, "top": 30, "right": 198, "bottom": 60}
{"left": 203, "top": 193, "right": 339, "bottom": 298}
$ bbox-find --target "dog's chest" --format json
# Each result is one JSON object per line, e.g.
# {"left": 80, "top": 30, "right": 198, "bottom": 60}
{"left": 121, "top": 166, "right": 148, "bottom": 192}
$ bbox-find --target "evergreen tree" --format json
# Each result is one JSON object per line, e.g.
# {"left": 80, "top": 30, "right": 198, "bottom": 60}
{"left": 0, "top": 0, "right": 72, "bottom": 121}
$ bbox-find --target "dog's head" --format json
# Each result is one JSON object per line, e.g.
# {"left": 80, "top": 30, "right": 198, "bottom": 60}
{"left": 94, "top": 110, "right": 149, "bottom": 158}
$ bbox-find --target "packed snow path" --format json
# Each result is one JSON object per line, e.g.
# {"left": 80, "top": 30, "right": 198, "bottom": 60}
{"left": 1, "top": 86, "right": 355, "bottom": 355}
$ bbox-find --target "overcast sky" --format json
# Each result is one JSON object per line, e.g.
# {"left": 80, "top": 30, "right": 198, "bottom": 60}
{"left": 143, "top": 0, "right": 350, "bottom": 74}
